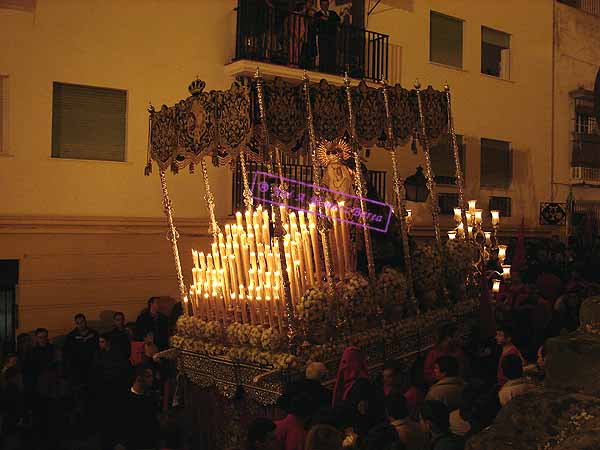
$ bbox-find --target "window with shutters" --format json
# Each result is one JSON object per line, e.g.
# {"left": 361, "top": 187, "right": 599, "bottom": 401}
{"left": 0, "top": 75, "right": 7, "bottom": 153}
{"left": 430, "top": 11, "right": 463, "bottom": 68}
{"left": 481, "top": 138, "right": 512, "bottom": 189}
{"left": 481, "top": 27, "right": 510, "bottom": 79}
{"left": 430, "top": 134, "right": 465, "bottom": 185}
{"left": 52, "top": 82, "right": 127, "bottom": 162}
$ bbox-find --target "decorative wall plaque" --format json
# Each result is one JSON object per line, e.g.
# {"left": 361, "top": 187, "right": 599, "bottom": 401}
{"left": 540, "top": 202, "right": 567, "bottom": 225}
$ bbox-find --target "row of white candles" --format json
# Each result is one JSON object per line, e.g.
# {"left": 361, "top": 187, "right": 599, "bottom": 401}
{"left": 184, "top": 201, "right": 353, "bottom": 331}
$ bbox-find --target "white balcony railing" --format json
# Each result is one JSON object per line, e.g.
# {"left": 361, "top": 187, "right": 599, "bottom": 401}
{"left": 571, "top": 166, "right": 600, "bottom": 185}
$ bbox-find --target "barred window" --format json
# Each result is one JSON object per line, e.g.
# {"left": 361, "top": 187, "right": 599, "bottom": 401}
{"left": 52, "top": 82, "right": 127, "bottom": 161}
{"left": 489, "top": 196, "right": 511, "bottom": 217}
{"left": 438, "top": 192, "right": 459, "bottom": 215}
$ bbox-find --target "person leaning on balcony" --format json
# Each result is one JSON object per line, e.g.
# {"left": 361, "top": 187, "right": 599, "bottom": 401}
{"left": 315, "top": 0, "right": 340, "bottom": 74}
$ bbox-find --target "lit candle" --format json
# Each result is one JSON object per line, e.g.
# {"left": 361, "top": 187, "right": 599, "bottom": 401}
{"left": 211, "top": 243, "right": 221, "bottom": 272}
{"left": 280, "top": 205, "right": 288, "bottom": 225}
{"left": 301, "top": 228, "right": 314, "bottom": 286}
{"left": 453, "top": 208, "right": 462, "bottom": 223}
{"left": 298, "top": 211, "right": 307, "bottom": 229}
{"left": 199, "top": 252, "right": 207, "bottom": 271}
{"left": 218, "top": 232, "right": 225, "bottom": 247}
{"left": 491, "top": 210, "right": 500, "bottom": 226}
{"left": 492, "top": 279, "right": 501, "bottom": 294}
{"left": 236, "top": 211, "right": 244, "bottom": 228}
{"left": 262, "top": 224, "right": 270, "bottom": 247}
{"left": 231, "top": 293, "right": 240, "bottom": 322}
{"left": 192, "top": 250, "right": 199, "bottom": 269}
{"left": 265, "top": 295, "right": 274, "bottom": 328}
{"left": 263, "top": 210, "right": 270, "bottom": 228}
{"left": 239, "top": 285, "right": 248, "bottom": 323}
{"left": 330, "top": 207, "right": 345, "bottom": 280}
{"left": 468, "top": 199, "right": 477, "bottom": 214}
{"left": 474, "top": 209, "right": 483, "bottom": 225}
{"left": 204, "top": 293, "right": 212, "bottom": 321}
{"left": 467, "top": 226, "right": 473, "bottom": 237}
{"left": 457, "top": 222, "right": 464, "bottom": 236}
{"left": 309, "top": 223, "right": 322, "bottom": 282}
{"left": 498, "top": 244, "right": 508, "bottom": 263}
{"left": 502, "top": 264, "right": 511, "bottom": 280}
{"left": 248, "top": 284, "right": 256, "bottom": 325}
{"left": 338, "top": 201, "right": 351, "bottom": 272}
{"left": 484, "top": 231, "right": 492, "bottom": 244}
{"left": 184, "top": 295, "right": 190, "bottom": 316}
{"left": 448, "top": 231, "right": 457, "bottom": 240}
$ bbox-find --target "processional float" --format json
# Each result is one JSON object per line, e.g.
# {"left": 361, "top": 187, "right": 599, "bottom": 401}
{"left": 146, "top": 70, "right": 509, "bottom": 404}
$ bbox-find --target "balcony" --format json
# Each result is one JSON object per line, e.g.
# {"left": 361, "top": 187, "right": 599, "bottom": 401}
{"left": 233, "top": 0, "right": 390, "bottom": 82}
{"left": 571, "top": 133, "right": 600, "bottom": 185}
{"left": 558, "top": 0, "right": 600, "bottom": 17}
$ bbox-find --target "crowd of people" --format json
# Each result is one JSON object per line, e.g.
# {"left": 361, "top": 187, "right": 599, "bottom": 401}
{"left": 0, "top": 297, "right": 184, "bottom": 450}
{"left": 243, "top": 267, "right": 599, "bottom": 450}
{"left": 1, "top": 251, "right": 598, "bottom": 450}
{"left": 243, "top": 0, "right": 352, "bottom": 74}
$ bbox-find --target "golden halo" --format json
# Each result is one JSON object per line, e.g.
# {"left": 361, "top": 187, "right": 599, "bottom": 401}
{"left": 315, "top": 137, "right": 352, "bottom": 167}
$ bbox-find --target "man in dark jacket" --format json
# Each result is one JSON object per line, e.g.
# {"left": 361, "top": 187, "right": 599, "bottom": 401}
{"left": 315, "top": 0, "right": 340, "bottom": 73}
{"left": 108, "top": 311, "right": 131, "bottom": 361}
{"left": 23, "top": 328, "right": 56, "bottom": 393}
{"left": 93, "top": 333, "right": 131, "bottom": 450}
{"left": 63, "top": 313, "right": 99, "bottom": 386}
{"left": 119, "top": 365, "right": 159, "bottom": 450}
{"left": 136, "top": 297, "right": 169, "bottom": 351}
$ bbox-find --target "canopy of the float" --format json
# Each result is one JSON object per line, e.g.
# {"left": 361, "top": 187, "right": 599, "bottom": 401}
{"left": 145, "top": 76, "right": 450, "bottom": 173}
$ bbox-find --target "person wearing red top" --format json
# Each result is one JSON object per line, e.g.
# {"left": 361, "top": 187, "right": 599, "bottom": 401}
{"left": 495, "top": 324, "right": 525, "bottom": 386}
{"left": 423, "top": 324, "right": 466, "bottom": 387}
{"left": 275, "top": 392, "right": 315, "bottom": 450}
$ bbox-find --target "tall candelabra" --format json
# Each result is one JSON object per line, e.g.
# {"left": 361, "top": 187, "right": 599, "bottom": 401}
{"left": 447, "top": 199, "right": 510, "bottom": 289}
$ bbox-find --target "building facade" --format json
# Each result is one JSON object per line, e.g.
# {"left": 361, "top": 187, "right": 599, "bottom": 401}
{"left": 0, "top": 0, "right": 597, "bottom": 339}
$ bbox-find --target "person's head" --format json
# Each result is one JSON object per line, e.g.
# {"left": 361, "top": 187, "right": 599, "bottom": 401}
{"left": 3, "top": 353, "right": 18, "bottom": 368}
{"left": 436, "top": 323, "right": 457, "bottom": 349}
{"left": 289, "top": 392, "right": 317, "bottom": 421}
{"left": 144, "top": 330, "right": 155, "bottom": 345}
{"left": 247, "top": 417, "right": 277, "bottom": 450}
{"left": 305, "top": 424, "right": 343, "bottom": 450}
{"left": 433, "top": 355, "right": 459, "bottom": 381}
{"left": 537, "top": 345, "right": 546, "bottom": 369}
{"left": 74, "top": 313, "right": 87, "bottom": 332}
{"left": 382, "top": 360, "right": 401, "bottom": 389}
{"left": 98, "top": 333, "right": 112, "bottom": 351}
{"left": 35, "top": 328, "right": 49, "bottom": 347}
{"left": 113, "top": 312, "right": 125, "bottom": 329}
{"left": 148, "top": 297, "right": 160, "bottom": 314}
{"left": 501, "top": 354, "right": 523, "bottom": 380}
{"left": 495, "top": 324, "right": 514, "bottom": 347}
{"left": 319, "top": 0, "right": 329, "bottom": 12}
{"left": 134, "top": 365, "right": 154, "bottom": 390}
{"left": 144, "top": 342, "right": 158, "bottom": 359}
{"left": 385, "top": 392, "right": 409, "bottom": 421}
{"left": 306, "top": 362, "right": 328, "bottom": 383}
{"left": 419, "top": 400, "right": 450, "bottom": 435}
